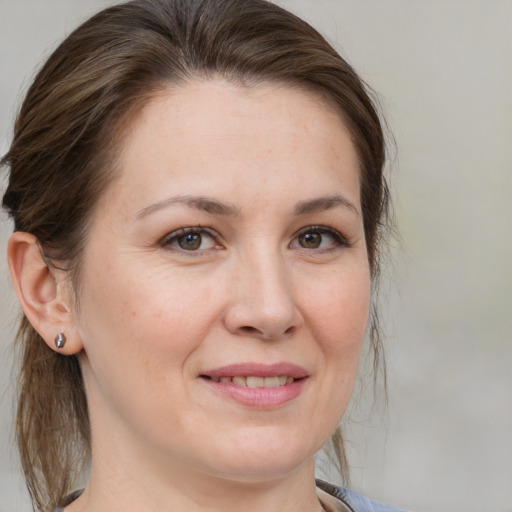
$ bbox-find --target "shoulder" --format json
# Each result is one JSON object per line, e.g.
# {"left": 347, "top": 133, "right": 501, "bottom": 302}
{"left": 316, "top": 479, "right": 410, "bottom": 512}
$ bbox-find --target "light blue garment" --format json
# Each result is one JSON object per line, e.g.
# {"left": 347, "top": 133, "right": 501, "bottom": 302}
{"left": 55, "top": 482, "right": 410, "bottom": 512}
{"left": 317, "top": 479, "right": 410, "bottom": 512}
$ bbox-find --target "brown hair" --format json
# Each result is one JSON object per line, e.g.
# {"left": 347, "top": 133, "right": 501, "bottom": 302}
{"left": 1, "top": 1, "right": 390, "bottom": 510}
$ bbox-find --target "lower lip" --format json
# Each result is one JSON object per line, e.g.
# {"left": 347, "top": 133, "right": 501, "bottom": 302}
{"left": 201, "top": 378, "right": 307, "bottom": 409}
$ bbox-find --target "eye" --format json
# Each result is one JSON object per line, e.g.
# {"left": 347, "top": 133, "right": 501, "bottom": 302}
{"left": 291, "top": 226, "right": 347, "bottom": 251}
{"left": 161, "top": 227, "right": 220, "bottom": 252}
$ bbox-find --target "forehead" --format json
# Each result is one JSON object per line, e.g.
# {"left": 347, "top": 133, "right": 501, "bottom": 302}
{"left": 97, "top": 79, "right": 360, "bottom": 219}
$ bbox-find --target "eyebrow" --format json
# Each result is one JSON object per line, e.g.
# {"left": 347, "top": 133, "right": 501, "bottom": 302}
{"left": 294, "top": 194, "right": 360, "bottom": 216}
{"left": 135, "top": 195, "right": 241, "bottom": 220}
{"left": 135, "top": 193, "right": 359, "bottom": 221}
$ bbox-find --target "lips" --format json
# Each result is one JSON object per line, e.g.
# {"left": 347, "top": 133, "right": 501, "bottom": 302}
{"left": 203, "top": 362, "right": 308, "bottom": 380}
{"left": 210, "top": 375, "right": 295, "bottom": 387}
{"left": 200, "top": 363, "right": 308, "bottom": 408}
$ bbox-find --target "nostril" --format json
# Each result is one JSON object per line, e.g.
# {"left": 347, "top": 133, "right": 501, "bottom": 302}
{"left": 238, "top": 324, "right": 295, "bottom": 339}
{"left": 240, "top": 326, "right": 260, "bottom": 335}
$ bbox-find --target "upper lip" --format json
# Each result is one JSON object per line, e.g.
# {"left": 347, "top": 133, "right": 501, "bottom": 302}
{"left": 202, "top": 362, "right": 309, "bottom": 379}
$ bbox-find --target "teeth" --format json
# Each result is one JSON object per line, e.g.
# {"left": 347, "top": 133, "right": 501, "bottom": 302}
{"left": 213, "top": 375, "right": 295, "bottom": 388}
{"left": 264, "top": 376, "right": 280, "bottom": 387}
{"left": 232, "top": 376, "right": 246, "bottom": 386}
{"left": 246, "top": 376, "right": 265, "bottom": 388}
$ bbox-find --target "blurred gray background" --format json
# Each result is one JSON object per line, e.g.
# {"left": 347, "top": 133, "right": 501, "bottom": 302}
{"left": 1, "top": 1, "right": 511, "bottom": 511}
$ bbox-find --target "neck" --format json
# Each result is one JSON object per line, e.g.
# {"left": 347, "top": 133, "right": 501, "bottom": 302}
{"left": 67, "top": 430, "right": 324, "bottom": 512}
{"left": 69, "top": 459, "right": 324, "bottom": 512}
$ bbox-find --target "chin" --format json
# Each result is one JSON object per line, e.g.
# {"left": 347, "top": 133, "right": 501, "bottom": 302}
{"left": 196, "top": 428, "right": 320, "bottom": 482}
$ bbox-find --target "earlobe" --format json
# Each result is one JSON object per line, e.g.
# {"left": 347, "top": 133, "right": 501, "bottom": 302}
{"left": 7, "top": 231, "right": 83, "bottom": 354}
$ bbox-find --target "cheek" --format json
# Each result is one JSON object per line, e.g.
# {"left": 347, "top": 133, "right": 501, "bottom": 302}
{"left": 302, "top": 264, "right": 370, "bottom": 412}
{"left": 76, "top": 259, "right": 222, "bottom": 397}
{"left": 81, "top": 255, "right": 218, "bottom": 342}
{"left": 303, "top": 265, "right": 371, "bottom": 350}
{"left": 76, "top": 262, "right": 227, "bottom": 442}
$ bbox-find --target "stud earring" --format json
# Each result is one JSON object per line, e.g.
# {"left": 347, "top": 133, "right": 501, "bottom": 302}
{"left": 54, "top": 332, "right": 67, "bottom": 349}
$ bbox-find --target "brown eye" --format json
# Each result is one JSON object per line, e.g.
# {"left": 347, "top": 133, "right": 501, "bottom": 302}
{"left": 291, "top": 226, "right": 347, "bottom": 251}
{"left": 299, "top": 232, "right": 322, "bottom": 248}
{"left": 178, "top": 233, "right": 202, "bottom": 250}
{"left": 162, "top": 228, "right": 219, "bottom": 252}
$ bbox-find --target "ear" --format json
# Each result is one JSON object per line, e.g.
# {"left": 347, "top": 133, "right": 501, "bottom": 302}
{"left": 7, "top": 231, "right": 83, "bottom": 355}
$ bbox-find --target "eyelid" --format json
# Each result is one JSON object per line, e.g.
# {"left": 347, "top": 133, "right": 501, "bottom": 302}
{"left": 157, "top": 224, "right": 350, "bottom": 253}
{"left": 159, "top": 226, "right": 223, "bottom": 251}
{"left": 291, "top": 225, "right": 350, "bottom": 250}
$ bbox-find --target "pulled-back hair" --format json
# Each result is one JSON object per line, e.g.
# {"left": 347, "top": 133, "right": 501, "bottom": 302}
{"left": 1, "top": 1, "right": 390, "bottom": 510}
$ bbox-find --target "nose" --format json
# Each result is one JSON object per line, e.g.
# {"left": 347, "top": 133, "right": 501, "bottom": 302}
{"left": 223, "top": 251, "right": 302, "bottom": 341}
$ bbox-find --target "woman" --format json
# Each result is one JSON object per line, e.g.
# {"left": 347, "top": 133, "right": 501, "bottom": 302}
{"left": 2, "top": 0, "right": 403, "bottom": 511}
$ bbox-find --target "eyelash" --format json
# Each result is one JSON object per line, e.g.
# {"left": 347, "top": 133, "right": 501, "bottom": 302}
{"left": 292, "top": 225, "right": 350, "bottom": 252}
{"left": 159, "top": 225, "right": 350, "bottom": 254}
{"left": 159, "top": 226, "right": 221, "bottom": 252}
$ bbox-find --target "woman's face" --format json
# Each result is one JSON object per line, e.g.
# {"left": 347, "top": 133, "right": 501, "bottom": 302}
{"left": 74, "top": 79, "right": 370, "bottom": 483}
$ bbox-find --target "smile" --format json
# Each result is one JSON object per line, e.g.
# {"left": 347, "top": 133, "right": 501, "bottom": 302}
{"left": 208, "top": 376, "right": 295, "bottom": 387}
{"left": 200, "top": 363, "right": 308, "bottom": 408}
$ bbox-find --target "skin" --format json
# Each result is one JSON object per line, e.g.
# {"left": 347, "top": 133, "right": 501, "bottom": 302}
{"left": 9, "top": 80, "right": 370, "bottom": 512}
